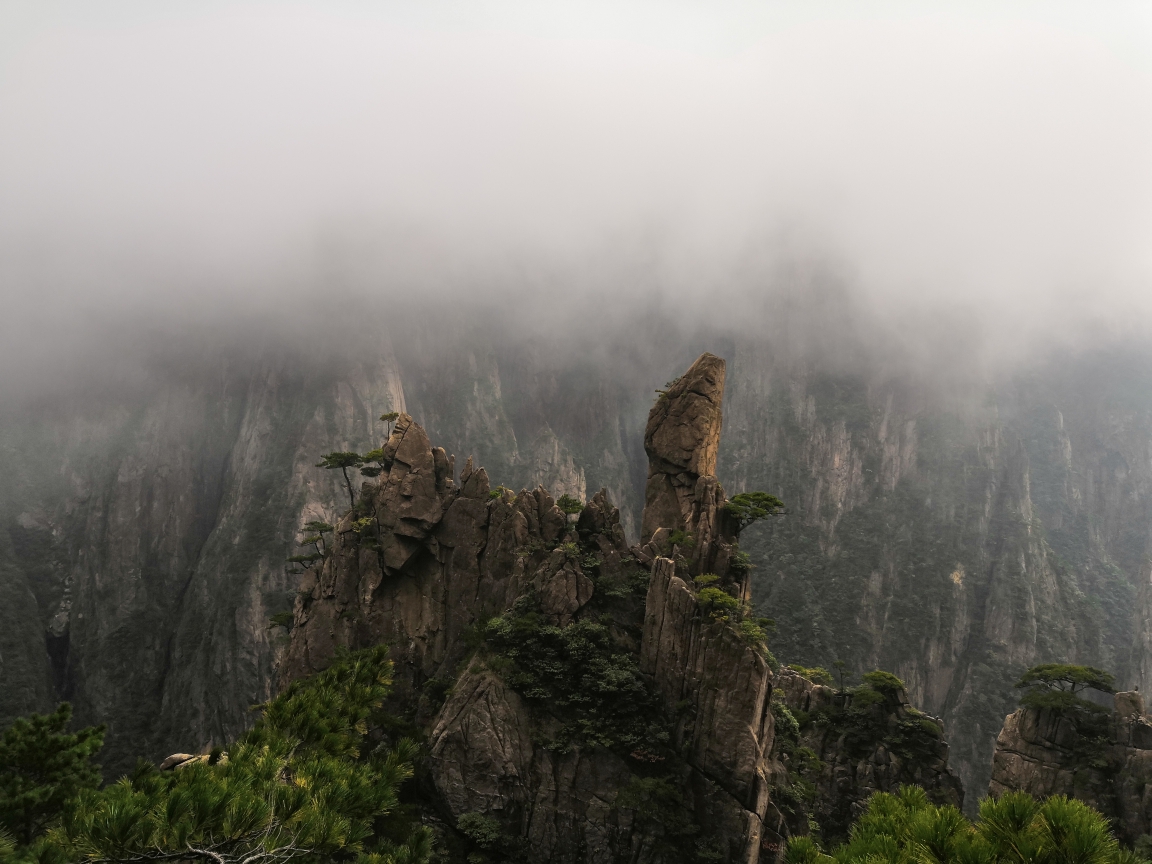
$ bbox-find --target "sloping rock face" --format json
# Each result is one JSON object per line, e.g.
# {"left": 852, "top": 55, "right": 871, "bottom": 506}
{"left": 770, "top": 669, "right": 964, "bottom": 842}
{"left": 988, "top": 692, "right": 1152, "bottom": 845}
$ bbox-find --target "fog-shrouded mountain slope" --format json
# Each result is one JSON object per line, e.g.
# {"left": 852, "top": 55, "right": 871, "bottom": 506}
{"left": 2, "top": 323, "right": 1151, "bottom": 810}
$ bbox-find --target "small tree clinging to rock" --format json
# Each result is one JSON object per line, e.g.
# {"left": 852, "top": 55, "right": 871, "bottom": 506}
{"left": 1015, "top": 663, "right": 1117, "bottom": 714}
{"left": 556, "top": 494, "right": 583, "bottom": 517}
{"left": 723, "top": 492, "right": 785, "bottom": 536}
{"left": 285, "top": 520, "right": 333, "bottom": 574}
{"left": 315, "top": 451, "right": 364, "bottom": 508}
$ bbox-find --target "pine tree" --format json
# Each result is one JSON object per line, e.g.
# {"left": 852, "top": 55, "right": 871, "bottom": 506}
{"left": 315, "top": 452, "right": 365, "bottom": 508}
{"left": 722, "top": 492, "right": 785, "bottom": 536}
{"left": 0, "top": 703, "right": 104, "bottom": 846}
{"left": 50, "top": 646, "right": 430, "bottom": 864}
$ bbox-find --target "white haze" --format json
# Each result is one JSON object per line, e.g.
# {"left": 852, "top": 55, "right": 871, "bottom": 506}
{"left": 1, "top": 1, "right": 1150, "bottom": 384}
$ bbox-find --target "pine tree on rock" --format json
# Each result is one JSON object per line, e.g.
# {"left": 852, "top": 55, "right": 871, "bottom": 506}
{"left": 315, "top": 452, "right": 365, "bottom": 508}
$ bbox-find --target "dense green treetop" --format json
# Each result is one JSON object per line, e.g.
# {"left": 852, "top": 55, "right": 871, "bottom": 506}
{"left": 784, "top": 786, "right": 1143, "bottom": 863}
{"left": 723, "top": 492, "right": 785, "bottom": 535}
{"left": 0, "top": 703, "right": 104, "bottom": 847}
{"left": 555, "top": 495, "right": 583, "bottom": 516}
{"left": 1016, "top": 664, "right": 1116, "bottom": 696}
{"left": 45, "top": 646, "right": 429, "bottom": 864}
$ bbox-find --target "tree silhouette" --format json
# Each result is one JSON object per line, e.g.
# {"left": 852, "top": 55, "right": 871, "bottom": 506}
{"left": 315, "top": 452, "right": 364, "bottom": 508}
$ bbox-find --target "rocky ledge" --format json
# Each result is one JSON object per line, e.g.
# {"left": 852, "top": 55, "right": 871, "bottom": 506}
{"left": 989, "top": 691, "right": 1152, "bottom": 846}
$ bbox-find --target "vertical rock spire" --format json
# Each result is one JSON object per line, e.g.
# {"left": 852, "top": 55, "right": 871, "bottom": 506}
{"left": 640, "top": 352, "right": 727, "bottom": 543}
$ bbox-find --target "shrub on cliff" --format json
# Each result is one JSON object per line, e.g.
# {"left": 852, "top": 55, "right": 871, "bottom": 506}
{"left": 785, "top": 786, "right": 1143, "bottom": 863}
{"left": 483, "top": 599, "right": 669, "bottom": 755}
{"left": 45, "top": 646, "right": 430, "bottom": 864}
{"left": 0, "top": 703, "right": 104, "bottom": 847}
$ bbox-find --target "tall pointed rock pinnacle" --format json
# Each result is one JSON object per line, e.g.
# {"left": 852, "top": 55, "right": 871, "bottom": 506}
{"left": 640, "top": 352, "right": 726, "bottom": 543}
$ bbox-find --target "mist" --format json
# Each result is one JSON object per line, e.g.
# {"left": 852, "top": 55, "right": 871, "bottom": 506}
{"left": 2, "top": 0, "right": 1151, "bottom": 394}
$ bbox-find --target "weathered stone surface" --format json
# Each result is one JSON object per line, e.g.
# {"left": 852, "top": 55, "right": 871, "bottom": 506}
{"left": 768, "top": 669, "right": 963, "bottom": 845}
{"left": 641, "top": 353, "right": 726, "bottom": 544}
{"left": 640, "top": 556, "right": 775, "bottom": 859}
{"left": 988, "top": 691, "right": 1152, "bottom": 845}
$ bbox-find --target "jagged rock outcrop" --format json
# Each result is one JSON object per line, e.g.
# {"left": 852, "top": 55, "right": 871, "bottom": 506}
{"left": 281, "top": 412, "right": 579, "bottom": 697}
{"left": 769, "top": 669, "right": 964, "bottom": 843}
{"left": 988, "top": 692, "right": 1152, "bottom": 845}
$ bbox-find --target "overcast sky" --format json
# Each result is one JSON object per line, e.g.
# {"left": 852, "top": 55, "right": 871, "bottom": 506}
{"left": 1, "top": 1, "right": 1150, "bottom": 375}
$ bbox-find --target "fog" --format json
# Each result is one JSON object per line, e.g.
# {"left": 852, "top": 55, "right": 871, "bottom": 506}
{"left": 1, "top": 1, "right": 1151, "bottom": 392}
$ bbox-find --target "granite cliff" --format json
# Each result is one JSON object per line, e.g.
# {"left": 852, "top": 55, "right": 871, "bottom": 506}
{"left": 2, "top": 322, "right": 1151, "bottom": 807}
{"left": 989, "top": 691, "right": 1152, "bottom": 847}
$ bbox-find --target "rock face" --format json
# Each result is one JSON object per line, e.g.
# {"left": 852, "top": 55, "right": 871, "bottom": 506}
{"left": 640, "top": 557, "right": 775, "bottom": 855}
{"left": 6, "top": 319, "right": 1152, "bottom": 804}
{"left": 769, "top": 669, "right": 964, "bottom": 842}
{"left": 280, "top": 412, "right": 576, "bottom": 696}
{"left": 989, "top": 692, "right": 1152, "bottom": 845}
{"left": 641, "top": 353, "right": 726, "bottom": 545}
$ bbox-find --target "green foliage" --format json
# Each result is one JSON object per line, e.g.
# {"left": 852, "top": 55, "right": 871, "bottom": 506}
{"left": 268, "top": 611, "right": 294, "bottom": 630}
{"left": 555, "top": 495, "right": 583, "bottom": 516}
{"left": 693, "top": 573, "right": 719, "bottom": 586}
{"left": 482, "top": 600, "right": 669, "bottom": 754}
{"left": 783, "top": 835, "right": 824, "bottom": 864}
{"left": 360, "top": 448, "right": 387, "bottom": 479}
{"left": 1014, "top": 665, "right": 1117, "bottom": 768}
{"left": 728, "top": 548, "right": 752, "bottom": 577}
{"left": 860, "top": 670, "right": 905, "bottom": 695}
{"left": 790, "top": 666, "right": 834, "bottom": 687}
{"left": 0, "top": 704, "right": 104, "bottom": 846}
{"left": 667, "top": 530, "right": 694, "bottom": 549}
{"left": 723, "top": 491, "right": 785, "bottom": 534}
{"left": 1019, "top": 689, "right": 1111, "bottom": 715}
{"left": 738, "top": 619, "right": 767, "bottom": 644}
{"left": 771, "top": 699, "right": 821, "bottom": 823}
{"left": 286, "top": 522, "right": 334, "bottom": 574}
{"left": 696, "top": 587, "right": 739, "bottom": 619}
{"left": 456, "top": 812, "right": 502, "bottom": 850}
{"left": 315, "top": 452, "right": 365, "bottom": 508}
{"left": 379, "top": 412, "right": 400, "bottom": 424}
{"left": 49, "top": 646, "right": 430, "bottom": 864}
{"left": 488, "top": 486, "right": 512, "bottom": 500}
{"left": 800, "top": 786, "right": 1137, "bottom": 863}
{"left": 1017, "top": 664, "right": 1116, "bottom": 696}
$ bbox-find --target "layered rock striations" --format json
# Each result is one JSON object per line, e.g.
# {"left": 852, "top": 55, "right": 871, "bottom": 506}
{"left": 989, "top": 692, "right": 1152, "bottom": 845}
